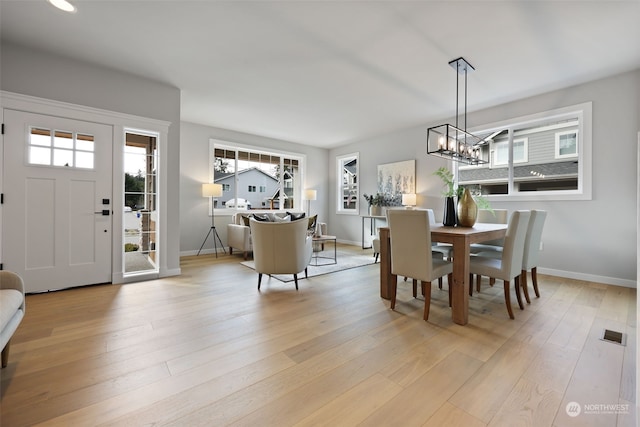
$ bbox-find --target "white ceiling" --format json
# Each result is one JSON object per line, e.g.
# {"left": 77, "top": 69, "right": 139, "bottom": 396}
{"left": 2, "top": 1, "right": 639, "bottom": 148}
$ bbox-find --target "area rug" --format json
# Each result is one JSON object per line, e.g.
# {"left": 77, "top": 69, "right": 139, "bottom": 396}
{"left": 240, "top": 251, "right": 377, "bottom": 282}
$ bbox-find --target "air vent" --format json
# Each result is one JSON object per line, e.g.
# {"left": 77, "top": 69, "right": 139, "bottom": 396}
{"left": 601, "top": 329, "right": 626, "bottom": 346}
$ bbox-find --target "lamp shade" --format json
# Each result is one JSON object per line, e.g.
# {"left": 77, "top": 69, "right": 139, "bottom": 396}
{"left": 304, "top": 189, "right": 317, "bottom": 201}
{"left": 202, "top": 183, "right": 223, "bottom": 198}
{"left": 402, "top": 193, "right": 417, "bottom": 206}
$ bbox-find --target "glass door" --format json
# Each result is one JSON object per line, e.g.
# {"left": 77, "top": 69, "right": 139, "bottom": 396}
{"left": 124, "top": 132, "right": 158, "bottom": 274}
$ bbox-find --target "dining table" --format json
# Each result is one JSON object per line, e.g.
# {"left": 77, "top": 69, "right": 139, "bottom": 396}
{"left": 378, "top": 223, "right": 508, "bottom": 326}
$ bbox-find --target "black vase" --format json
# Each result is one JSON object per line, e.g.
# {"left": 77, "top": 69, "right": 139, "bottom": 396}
{"left": 443, "top": 196, "right": 457, "bottom": 226}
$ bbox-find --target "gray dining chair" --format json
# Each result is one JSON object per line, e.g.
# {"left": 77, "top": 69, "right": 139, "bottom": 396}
{"left": 469, "top": 210, "right": 531, "bottom": 319}
{"left": 387, "top": 209, "right": 453, "bottom": 321}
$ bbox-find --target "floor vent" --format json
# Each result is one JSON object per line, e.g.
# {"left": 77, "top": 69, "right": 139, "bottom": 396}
{"left": 601, "top": 329, "right": 626, "bottom": 346}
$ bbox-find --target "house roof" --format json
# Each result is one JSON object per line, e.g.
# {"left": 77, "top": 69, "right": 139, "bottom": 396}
{"left": 2, "top": 1, "right": 639, "bottom": 148}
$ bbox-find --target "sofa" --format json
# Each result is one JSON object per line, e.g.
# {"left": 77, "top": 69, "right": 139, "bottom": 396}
{"left": 227, "top": 211, "right": 324, "bottom": 259}
{"left": 1, "top": 270, "right": 26, "bottom": 368}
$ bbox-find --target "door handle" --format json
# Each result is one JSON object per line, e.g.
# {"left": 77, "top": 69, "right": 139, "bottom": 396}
{"left": 94, "top": 210, "right": 110, "bottom": 216}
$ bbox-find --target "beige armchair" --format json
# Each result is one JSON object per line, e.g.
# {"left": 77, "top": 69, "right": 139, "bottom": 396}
{"left": 1, "top": 271, "right": 26, "bottom": 368}
{"left": 249, "top": 218, "right": 313, "bottom": 290}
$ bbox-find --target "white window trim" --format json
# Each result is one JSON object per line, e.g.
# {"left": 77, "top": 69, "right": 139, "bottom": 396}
{"left": 336, "top": 152, "right": 359, "bottom": 215}
{"left": 462, "top": 102, "right": 592, "bottom": 202}
{"left": 209, "top": 139, "right": 306, "bottom": 214}
{"left": 555, "top": 130, "right": 579, "bottom": 159}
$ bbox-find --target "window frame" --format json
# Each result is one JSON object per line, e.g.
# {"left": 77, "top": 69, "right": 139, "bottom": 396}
{"left": 336, "top": 152, "right": 359, "bottom": 215}
{"left": 459, "top": 102, "right": 592, "bottom": 201}
{"left": 209, "top": 139, "right": 306, "bottom": 214}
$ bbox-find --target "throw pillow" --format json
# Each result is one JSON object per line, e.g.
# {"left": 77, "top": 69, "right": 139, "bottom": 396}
{"left": 287, "top": 211, "right": 305, "bottom": 221}
{"left": 273, "top": 215, "right": 291, "bottom": 223}
{"left": 307, "top": 214, "right": 317, "bottom": 234}
{"left": 252, "top": 213, "right": 270, "bottom": 222}
{"left": 241, "top": 215, "right": 251, "bottom": 226}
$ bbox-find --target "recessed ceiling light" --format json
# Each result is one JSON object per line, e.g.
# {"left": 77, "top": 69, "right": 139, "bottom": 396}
{"left": 47, "top": 0, "right": 77, "bottom": 13}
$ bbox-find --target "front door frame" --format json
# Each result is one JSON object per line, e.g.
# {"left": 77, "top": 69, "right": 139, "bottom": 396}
{"left": 0, "top": 91, "right": 170, "bottom": 285}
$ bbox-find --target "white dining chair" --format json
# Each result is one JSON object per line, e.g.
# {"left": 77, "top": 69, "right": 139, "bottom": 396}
{"left": 469, "top": 209, "right": 509, "bottom": 254}
{"left": 387, "top": 209, "right": 453, "bottom": 321}
{"left": 520, "top": 210, "right": 547, "bottom": 302}
{"left": 469, "top": 210, "right": 531, "bottom": 319}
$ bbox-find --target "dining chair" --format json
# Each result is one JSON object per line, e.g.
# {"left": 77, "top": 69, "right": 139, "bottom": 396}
{"left": 521, "top": 210, "right": 547, "bottom": 302}
{"left": 469, "top": 209, "right": 509, "bottom": 254}
{"left": 469, "top": 210, "right": 531, "bottom": 319}
{"left": 387, "top": 209, "right": 453, "bottom": 321}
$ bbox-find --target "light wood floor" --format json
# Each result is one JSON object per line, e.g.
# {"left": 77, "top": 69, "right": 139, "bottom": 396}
{"left": 1, "top": 244, "right": 636, "bottom": 426}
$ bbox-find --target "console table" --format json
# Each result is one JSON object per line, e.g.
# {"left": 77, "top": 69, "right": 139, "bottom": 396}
{"left": 360, "top": 215, "right": 386, "bottom": 249}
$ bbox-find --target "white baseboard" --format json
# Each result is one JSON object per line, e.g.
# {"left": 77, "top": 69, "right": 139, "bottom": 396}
{"left": 538, "top": 267, "right": 636, "bottom": 289}
{"left": 180, "top": 247, "right": 230, "bottom": 257}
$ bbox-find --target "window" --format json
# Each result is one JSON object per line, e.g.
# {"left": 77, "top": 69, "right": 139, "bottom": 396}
{"left": 556, "top": 130, "right": 578, "bottom": 158}
{"left": 458, "top": 102, "right": 591, "bottom": 200}
{"left": 210, "top": 140, "right": 304, "bottom": 211}
{"left": 492, "top": 138, "right": 528, "bottom": 166}
{"left": 28, "top": 127, "right": 95, "bottom": 169}
{"left": 336, "top": 153, "right": 359, "bottom": 214}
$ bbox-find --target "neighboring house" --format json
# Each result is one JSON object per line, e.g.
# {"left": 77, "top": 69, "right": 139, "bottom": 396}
{"left": 459, "top": 120, "right": 579, "bottom": 194}
{"left": 214, "top": 167, "right": 279, "bottom": 209}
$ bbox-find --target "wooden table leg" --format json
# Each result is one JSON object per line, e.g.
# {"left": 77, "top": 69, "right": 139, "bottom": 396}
{"left": 450, "top": 237, "right": 470, "bottom": 325}
{"left": 379, "top": 227, "right": 392, "bottom": 300}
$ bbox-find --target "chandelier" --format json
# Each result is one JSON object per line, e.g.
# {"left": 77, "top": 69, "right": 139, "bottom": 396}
{"left": 427, "top": 57, "right": 488, "bottom": 165}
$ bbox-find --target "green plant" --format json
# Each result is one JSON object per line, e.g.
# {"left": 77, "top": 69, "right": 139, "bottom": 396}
{"left": 434, "top": 167, "right": 493, "bottom": 211}
{"left": 433, "top": 167, "right": 457, "bottom": 198}
{"left": 363, "top": 192, "right": 402, "bottom": 207}
{"left": 124, "top": 243, "right": 139, "bottom": 252}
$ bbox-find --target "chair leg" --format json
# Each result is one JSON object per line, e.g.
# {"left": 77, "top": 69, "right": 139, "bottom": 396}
{"left": 305, "top": 268, "right": 308, "bottom": 278}
{"left": 469, "top": 273, "right": 474, "bottom": 296}
{"left": 390, "top": 274, "right": 398, "bottom": 310}
{"left": 476, "top": 274, "right": 482, "bottom": 292}
{"left": 532, "top": 267, "right": 540, "bottom": 298}
{"left": 504, "top": 280, "right": 515, "bottom": 319}
{"left": 521, "top": 269, "right": 531, "bottom": 304}
{"left": 423, "top": 281, "right": 432, "bottom": 321}
{"left": 447, "top": 274, "right": 453, "bottom": 307}
{"left": 438, "top": 277, "right": 443, "bottom": 289}
{"left": 514, "top": 275, "right": 524, "bottom": 310}
{"left": 2, "top": 340, "right": 10, "bottom": 368}
{"left": 294, "top": 274, "right": 299, "bottom": 290}
{"left": 244, "top": 251, "right": 249, "bottom": 260}
{"left": 258, "top": 273, "right": 262, "bottom": 290}
{"left": 489, "top": 277, "right": 496, "bottom": 286}
{"left": 412, "top": 279, "right": 418, "bottom": 298}
{"left": 374, "top": 253, "right": 379, "bottom": 263}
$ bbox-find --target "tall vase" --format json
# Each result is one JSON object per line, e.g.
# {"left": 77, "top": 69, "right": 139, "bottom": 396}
{"left": 456, "top": 188, "right": 478, "bottom": 227}
{"left": 443, "top": 197, "right": 457, "bottom": 226}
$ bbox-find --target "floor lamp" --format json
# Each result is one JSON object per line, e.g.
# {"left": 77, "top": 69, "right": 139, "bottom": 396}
{"left": 305, "top": 189, "right": 317, "bottom": 216}
{"left": 197, "top": 183, "right": 226, "bottom": 257}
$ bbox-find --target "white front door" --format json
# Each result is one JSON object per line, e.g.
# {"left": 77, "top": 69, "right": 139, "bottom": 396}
{"left": 3, "top": 109, "right": 113, "bottom": 292}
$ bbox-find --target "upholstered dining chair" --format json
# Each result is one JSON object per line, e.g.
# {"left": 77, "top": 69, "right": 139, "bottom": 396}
{"left": 469, "top": 210, "right": 531, "bottom": 319}
{"left": 387, "top": 209, "right": 453, "bottom": 321}
{"left": 469, "top": 209, "right": 509, "bottom": 254}
{"left": 520, "top": 210, "right": 547, "bottom": 302}
{"left": 249, "top": 217, "right": 313, "bottom": 290}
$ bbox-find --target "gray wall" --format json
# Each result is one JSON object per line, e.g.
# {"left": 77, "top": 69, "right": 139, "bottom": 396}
{"left": 0, "top": 41, "right": 182, "bottom": 274}
{"left": 180, "top": 121, "right": 329, "bottom": 254}
{"left": 330, "top": 70, "right": 639, "bottom": 287}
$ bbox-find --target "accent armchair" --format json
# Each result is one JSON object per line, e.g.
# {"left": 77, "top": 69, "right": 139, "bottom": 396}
{"left": 249, "top": 217, "right": 313, "bottom": 290}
